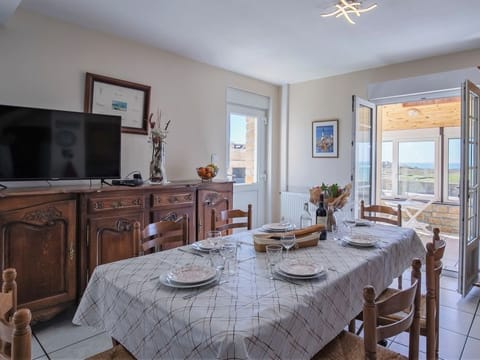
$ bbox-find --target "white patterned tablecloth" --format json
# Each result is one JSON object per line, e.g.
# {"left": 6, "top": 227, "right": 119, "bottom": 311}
{"left": 73, "top": 224, "right": 425, "bottom": 359}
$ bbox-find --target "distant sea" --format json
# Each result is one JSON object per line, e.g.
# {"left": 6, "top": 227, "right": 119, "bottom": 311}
{"left": 400, "top": 163, "right": 460, "bottom": 170}
{"left": 397, "top": 162, "right": 460, "bottom": 170}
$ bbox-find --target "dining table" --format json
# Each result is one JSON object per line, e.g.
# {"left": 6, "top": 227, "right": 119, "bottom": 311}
{"left": 73, "top": 223, "right": 426, "bottom": 359}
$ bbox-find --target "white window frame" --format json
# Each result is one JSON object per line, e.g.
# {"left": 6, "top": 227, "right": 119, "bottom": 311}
{"left": 382, "top": 128, "right": 441, "bottom": 200}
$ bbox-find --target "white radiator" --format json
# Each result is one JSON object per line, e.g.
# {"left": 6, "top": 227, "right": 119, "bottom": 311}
{"left": 280, "top": 192, "right": 316, "bottom": 228}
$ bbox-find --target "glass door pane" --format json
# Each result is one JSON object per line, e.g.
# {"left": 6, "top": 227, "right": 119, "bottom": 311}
{"left": 352, "top": 96, "right": 376, "bottom": 218}
{"left": 228, "top": 113, "right": 258, "bottom": 185}
{"left": 448, "top": 138, "right": 461, "bottom": 200}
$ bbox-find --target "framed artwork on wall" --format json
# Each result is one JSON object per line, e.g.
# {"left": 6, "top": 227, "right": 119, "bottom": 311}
{"left": 84, "top": 72, "right": 151, "bottom": 135}
{"left": 312, "top": 119, "right": 338, "bottom": 158}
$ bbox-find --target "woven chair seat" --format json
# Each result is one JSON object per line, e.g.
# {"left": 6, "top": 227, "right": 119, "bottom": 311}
{"left": 86, "top": 344, "right": 134, "bottom": 360}
{"left": 312, "top": 331, "right": 406, "bottom": 360}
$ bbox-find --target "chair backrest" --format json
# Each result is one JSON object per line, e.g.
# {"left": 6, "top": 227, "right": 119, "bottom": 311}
{"left": 134, "top": 215, "right": 189, "bottom": 255}
{"left": 360, "top": 200, "right": 402, "bottom": 226}
{"left": 211, "top": 204, "right": 252, "bottom": 235}
{"left": 363, "top": 259, "right": 421, "bottom": 359}
{"left": 425, "top": 227, "right": 445, "bottom": 360}
{"left": 0, "top": 269, "right": 31, "bottom": 360}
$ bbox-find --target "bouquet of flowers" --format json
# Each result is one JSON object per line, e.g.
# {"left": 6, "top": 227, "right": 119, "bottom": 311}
{"left": 309, "top": 183, "right": 351, "bottom": 209}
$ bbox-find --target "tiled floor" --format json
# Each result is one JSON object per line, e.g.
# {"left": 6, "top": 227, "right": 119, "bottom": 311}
{"left": 31, "top": 274, "right": 480, "bottom": 359}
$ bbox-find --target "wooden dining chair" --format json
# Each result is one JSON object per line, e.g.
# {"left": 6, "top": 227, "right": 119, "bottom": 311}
{"left": 134, "top": 215, "right": 189, "bottom": 255}
{"left": 360, "top": 199, "right": 404, "bottom": 288}
{"left": 86, "top": 343, "right": 134, "bottom": 360}
{"left": 376, "top": 228, "right": 445, "bottom": 360}
{"left": 211, "top": 204, "right": 252, "bottom": 235}
{"left": 0, "top": 268, "right": 32, "bottom": 360}
{"left": 314, "top": 259, "right": 421, "bottom": 360}
{"left": 360, "top": 200, "right": 402, "bottom": 227}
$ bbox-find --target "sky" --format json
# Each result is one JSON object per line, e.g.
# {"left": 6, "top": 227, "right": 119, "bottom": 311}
{"left": 230, "top": 114, "right": 246, "bottom": 144}
{"left": 382, "top": 139, "right": 461, "bottom": 165}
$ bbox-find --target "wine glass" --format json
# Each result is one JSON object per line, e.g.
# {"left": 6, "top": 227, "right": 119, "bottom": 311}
{"left": 280, "top": 233, "right": 296, "bottom": 259}
{"left": 266, "top": 245, "right": 283, "bottom": 278}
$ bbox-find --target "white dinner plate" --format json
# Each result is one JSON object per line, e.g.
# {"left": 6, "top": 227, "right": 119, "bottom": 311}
{"left": 261, "top": 222, "right": 294, "bottom": 232}
{"left": 278, "top": 261, "right": 324, "bottom": 277}
{"left": 354, "top": 219, "right": 372, "bottom": 227}
{"left": 190, "top": 243, "right": 211, "bottom": 253}
{"left": 342, "top": 236, "right": 377, "bottom": 248}
{"left": 195, "top": 239, "right": 216, "bottom": 251}
{"left": 166, "top": 265, "right": 217, "bottom": 285}
{"left": 275, "top": 269, "right": 326, "bottom": 280}
{"left": 159, "top": 273, "right": 219, "bottom": 289}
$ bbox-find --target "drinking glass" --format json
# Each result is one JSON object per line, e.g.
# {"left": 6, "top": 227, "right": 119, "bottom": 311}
{"left": 209, "top": 248, "right": 225, "bottom": 271}
{"left": 332, "top": 224, "right": 341, "bottom": 241}
{"left": 207, "top": 230, "right": 222, "bottom": 248}
{"left": 219, "top": 242, "right": 237, "bottom": 275}
{"left": 280, "top": 233, "right": 296, "bottom": 259}
{"left": 266, "top": 245, "right": 283, "bottom": 278}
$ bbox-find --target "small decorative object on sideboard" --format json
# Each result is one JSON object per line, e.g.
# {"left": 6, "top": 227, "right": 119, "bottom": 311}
{"left": 196, "top": 164, "right": 218, "bottom": 182}
{"left": 149, "top": 109, "right": 171, "bottom": 184}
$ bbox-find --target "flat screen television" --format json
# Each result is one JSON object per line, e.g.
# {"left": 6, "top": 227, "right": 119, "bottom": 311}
{"left": 0, "top": 104, "right": 122, "bottom": 181}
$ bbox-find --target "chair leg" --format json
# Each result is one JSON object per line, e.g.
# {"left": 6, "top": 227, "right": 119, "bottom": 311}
{"left": 398, "top": 275, "right": 403, "bottom": 289}
{"left": 348, "top": 319, "right": 356, "bottom": 333}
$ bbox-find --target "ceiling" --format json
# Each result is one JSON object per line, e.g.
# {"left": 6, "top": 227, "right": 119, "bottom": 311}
{"left": 16, "top": 0, "right": 480, "bottom": 85}
{"left": 380, "top": 97, "right": 460, "bottom": 131}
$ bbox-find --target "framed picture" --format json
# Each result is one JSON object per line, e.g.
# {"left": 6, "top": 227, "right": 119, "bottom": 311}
{"left": 312, "top": 119, "right": 338, "bottom": 158}
{"left": 84, "top": 72, "right": 151, "bottom": 135}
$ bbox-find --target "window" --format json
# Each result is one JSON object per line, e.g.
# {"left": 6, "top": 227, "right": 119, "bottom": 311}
{"left": 382, "top": 129, "right": 441, "bottom": 200}
{"left": 382, "top": 128, "right": 460, "bottom": 202}
{"left": 398, "top": 141, "right": 436, "bottom": 197}
{"left": 381, "top": 141, "right": 393, "bottom": 197}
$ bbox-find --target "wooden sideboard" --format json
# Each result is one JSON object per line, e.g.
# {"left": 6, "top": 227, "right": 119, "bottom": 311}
{"left": 0, "top": 180, "right": 232, "bottom": 321}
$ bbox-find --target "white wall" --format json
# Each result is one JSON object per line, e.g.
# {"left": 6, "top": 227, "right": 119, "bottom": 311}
{"left": 288, "top": 48, "right": 480, "bottom": 192}
{"left": 0, "top": 9, "right": 281, "bottom": 203}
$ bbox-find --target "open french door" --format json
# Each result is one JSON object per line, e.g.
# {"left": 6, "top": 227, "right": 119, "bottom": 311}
{"left": 459, "top": 80, "right": 480, "bottom": 296}
{"left": 352, "top": 96, "right": 377, "bottom": 218}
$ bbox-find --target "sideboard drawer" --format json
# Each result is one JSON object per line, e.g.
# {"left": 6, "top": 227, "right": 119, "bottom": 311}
{"left": 151, "top": 192, "right": 194, "bottom": 208}
{"left": 88, "top": 195, "right": 145, "bottom": 213}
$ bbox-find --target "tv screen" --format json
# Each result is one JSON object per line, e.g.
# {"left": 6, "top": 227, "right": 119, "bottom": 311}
{"left": 0, "top": 104, "right": 121, "bottom": 181}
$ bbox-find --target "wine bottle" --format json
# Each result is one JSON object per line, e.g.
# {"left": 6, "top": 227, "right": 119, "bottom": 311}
{"left": 300, "top": 202, "right": 313, "bottom": 229}
{"left": 316, "top": 194, "right": 327, "bottom": 240}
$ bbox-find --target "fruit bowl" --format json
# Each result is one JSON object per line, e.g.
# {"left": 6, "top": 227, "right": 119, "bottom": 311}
{"left": 196, "top": 164, "right": 218, "bottom": 182}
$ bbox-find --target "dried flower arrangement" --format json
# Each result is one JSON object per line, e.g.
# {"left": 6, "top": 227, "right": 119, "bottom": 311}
{"left": 309, "top": 183, "right": 352, "bottom": 209}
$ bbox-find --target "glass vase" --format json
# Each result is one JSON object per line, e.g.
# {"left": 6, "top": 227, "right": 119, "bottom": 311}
{"left": 150, "top": 137, "right": 168, "bottom": 184}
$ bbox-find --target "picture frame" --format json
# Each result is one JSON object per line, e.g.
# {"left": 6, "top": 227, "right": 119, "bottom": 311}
{"left": 312, "top": 119, "right": 338, "bottom": 158}
{"left": 84, "top": 72, "right": 151, "bottom": 135}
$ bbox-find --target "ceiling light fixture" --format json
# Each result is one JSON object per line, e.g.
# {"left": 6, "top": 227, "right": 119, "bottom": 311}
{"left": 321, "top": 0, "right": 378, "bottom": 25}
